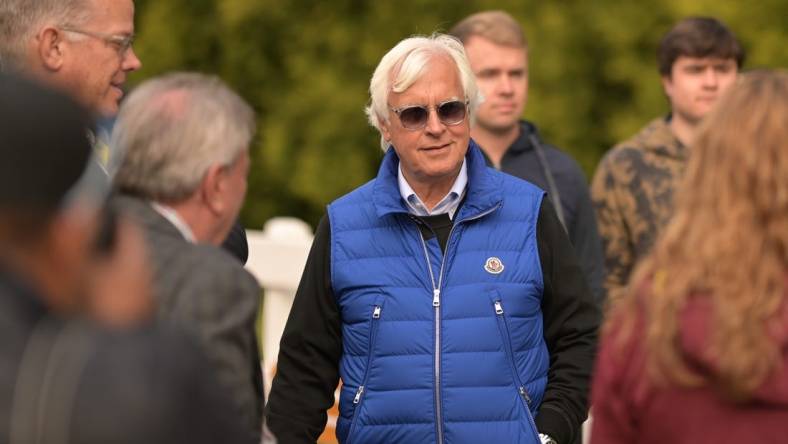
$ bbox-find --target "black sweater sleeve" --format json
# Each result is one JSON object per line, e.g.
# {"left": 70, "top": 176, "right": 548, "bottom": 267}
{"left": 535, "top": 198, "right": 601, "bottom": 444}
{"left": 265, "top": 216, "right": 341, "bottom": 444}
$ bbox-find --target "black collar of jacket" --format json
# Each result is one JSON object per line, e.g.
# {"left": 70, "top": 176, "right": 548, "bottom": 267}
{"left": 507, "top": 120, "right": 543, "bottom": 154}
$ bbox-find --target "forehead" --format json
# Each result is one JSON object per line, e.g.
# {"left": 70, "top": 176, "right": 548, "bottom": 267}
{"left": 464, "top": 36, "right": 526, "bottom": 68}
{"left": 672, "top": 56, "right": 738, "bottom": 68}
{"left": 83, "top": 0, "right": 135, "bottom": 30}
{"left": 389, "top": 55, "right": 464, "bottom": 104}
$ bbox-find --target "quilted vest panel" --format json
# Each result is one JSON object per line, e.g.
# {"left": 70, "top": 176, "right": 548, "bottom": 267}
{"left": 329, "top": 148, "right": 549, "bottom": 444}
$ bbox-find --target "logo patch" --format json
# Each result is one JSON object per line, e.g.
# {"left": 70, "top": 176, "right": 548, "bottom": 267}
{"left": 484, "top": 257, "right": 504, "bottom": 274}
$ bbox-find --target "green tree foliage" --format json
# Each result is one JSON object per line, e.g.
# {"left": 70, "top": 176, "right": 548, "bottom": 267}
{"left": 131, "top": 0, "right": 788, "bottom": 229}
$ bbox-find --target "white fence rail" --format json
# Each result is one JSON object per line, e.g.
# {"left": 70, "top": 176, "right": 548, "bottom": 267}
{"left": 245, "top": 217, "right": 313, "bottom": 396}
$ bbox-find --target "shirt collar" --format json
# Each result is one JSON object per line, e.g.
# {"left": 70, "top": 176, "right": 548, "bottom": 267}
{"left": 397, "top": 159, "right": 467, "bottom": 219}
{"left": 150, "top": 202, "right": 196, "bottom": 243}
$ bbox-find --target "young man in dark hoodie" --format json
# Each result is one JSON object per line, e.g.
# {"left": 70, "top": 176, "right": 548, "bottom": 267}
{"left": 450, "top": 11, "right": 606, "bottom": 306}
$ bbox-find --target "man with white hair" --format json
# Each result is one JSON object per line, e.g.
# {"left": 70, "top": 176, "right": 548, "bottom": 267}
{"left": 112, "top": 72, "right": 264, "bottom": 441}
{"left": 267, "top": 34, "right": 598, "bottom": 444}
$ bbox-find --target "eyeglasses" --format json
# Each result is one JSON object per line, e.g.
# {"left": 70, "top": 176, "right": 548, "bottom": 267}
{"left": 389, "top": 99, "right": 468, "bottom": 130}
{"left": 60, "top": 27, "right": 135, "bottom": 57}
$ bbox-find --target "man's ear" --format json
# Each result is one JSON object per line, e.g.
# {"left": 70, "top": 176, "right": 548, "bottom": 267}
{"left": 661, "top": 74, "right": 674, "bottom": 99}
{"left": 36, "top": 27, "right": 67, "bottom": 71}
{"left": 379, "top": 116, "right": 392, "bottom": 145}
{"left": 199, "top": 164, "right": 228, "bottom": 216}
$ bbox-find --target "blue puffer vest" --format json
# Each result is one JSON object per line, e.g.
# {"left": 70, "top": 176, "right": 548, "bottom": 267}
{"left": 328, "top": 142, "right": 549, "bottom": 444}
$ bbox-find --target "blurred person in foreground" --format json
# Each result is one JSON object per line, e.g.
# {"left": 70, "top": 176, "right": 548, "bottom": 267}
{"left": 591, "top": 17, "right": 744, "bottom": 304}
{"left": 450, "top": 10, "right": 606, "bottom": 306}
{"left": 112, "top": 72, "right": 264, "bottom": 441}
{"left": 0, "top": 73, "right": 253, "bottom": 444}
{"left": 590, "top": 70, "right": 788, "bottom": 444}
{"left": 0, "top": 0, "right": 249, "bottom": 263}
{"left": 266, "top": 33, "right": 599, "bottom": 444}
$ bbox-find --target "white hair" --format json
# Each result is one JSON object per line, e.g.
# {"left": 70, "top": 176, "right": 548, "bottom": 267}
{"left": 112, "top": 72, "right": 255, "bottom": 202}
{"left": 365, "top": 33, "right": 480, "bottom": 151}
{"left": 0, "top": 0, "right": 91, "bottom": 72}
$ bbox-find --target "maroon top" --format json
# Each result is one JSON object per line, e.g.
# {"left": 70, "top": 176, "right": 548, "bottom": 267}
{"left": 590, "top": 287, "right": 788, "bottom": 444}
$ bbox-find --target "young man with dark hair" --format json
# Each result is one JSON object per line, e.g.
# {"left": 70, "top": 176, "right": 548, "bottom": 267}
{"left": 591, "top": 17, "right": 744, "bottom": 303}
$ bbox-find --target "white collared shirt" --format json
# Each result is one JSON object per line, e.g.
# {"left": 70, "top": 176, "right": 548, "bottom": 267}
{"left": 150, "top": 202, "right": 196, "bottom": 243}
{"left": 398, "top": 160, "right": 467, "bottom": 219}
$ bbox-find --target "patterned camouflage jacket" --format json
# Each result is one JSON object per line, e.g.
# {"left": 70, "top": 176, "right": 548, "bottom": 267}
{"left": 590, "top": 116, "right": 686, "bottom": 304}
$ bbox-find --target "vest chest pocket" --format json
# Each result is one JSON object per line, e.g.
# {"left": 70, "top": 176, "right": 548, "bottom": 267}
{"left": 347, "top": 295, "right": 385, "bottom": 444}
{"left": 488, "top": 291, "right": 541, "bottom": 443}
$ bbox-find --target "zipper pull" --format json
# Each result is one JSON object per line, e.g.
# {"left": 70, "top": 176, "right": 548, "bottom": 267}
{"left": 353, "top": 386, "right": 364, "bottom": 404}
{"left": 519, "top": 386, "right": 532, "bottom": 405}
{"left": 372, "top": 306, "right": 381, "bottom": 319}
{"left": 432, "top": 289, "right": 440, "bottom": 307}
{"left": 494, "top": 300, "right": 503, "bottom": 315}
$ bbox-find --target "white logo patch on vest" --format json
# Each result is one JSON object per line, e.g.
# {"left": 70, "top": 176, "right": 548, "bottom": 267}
{"left": 484, "top": 257, "right": 504, "bottom": 274}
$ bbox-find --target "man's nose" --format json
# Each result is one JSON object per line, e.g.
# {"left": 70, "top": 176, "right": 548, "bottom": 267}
{"left": 498, "top": 74, "right": 514, "bottom": 95}
{"left": 702, "top": 68, "right": 719, "bottom": 88}
{"left": 424, "top": 107, "right": 446, "bottom": 136}
{"left": 122, "top": 46, "right": 142, "bottom": 72}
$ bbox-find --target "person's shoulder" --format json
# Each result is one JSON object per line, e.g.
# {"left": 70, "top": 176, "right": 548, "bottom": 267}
{"left": 541, "top": 143, "right": 590, "bottom": 182}
{"left": 492, "top": 167, "right": 545, "bottom": 199}
{"left": 330, "top": 177, "right": 376, "bottom": 208}
{"left": 190, "top": 244, "right": 259, "bottom": 291}
{"left": 607, "top": 117, "right": 668, "bottom": 159}
{"left": 520, "top": 121, "right": 585, "bottom": 175}
{"left": 598, "top": 138, "right": 650, "bottom": 175}
{"left": 112, "top": 193, "right": 157, "bottom": 226}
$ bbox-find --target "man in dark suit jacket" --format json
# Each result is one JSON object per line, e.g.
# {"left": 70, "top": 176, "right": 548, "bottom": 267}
{"left": 0, "top": 72, "right": 254, "bottom": 444}
{"left": 111, "top": 72, "right": 264, "bottom": 440}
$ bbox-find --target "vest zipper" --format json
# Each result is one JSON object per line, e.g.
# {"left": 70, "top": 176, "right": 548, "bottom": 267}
{"left": 347, "top": 301, "right": 384, "bottom": 444}
{"left": 412, "top": 204, "right": 500, "bottom": 444}
{"left": 492, "top": 298, "right": 540, "bottom": 441}
{"left": 416, "top": 231, "right": 445, "bottom": 444}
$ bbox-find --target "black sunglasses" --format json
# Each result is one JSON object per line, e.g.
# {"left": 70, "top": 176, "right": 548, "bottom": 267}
{"left": 389, "top": 99, "right": 468, "bottom": 130}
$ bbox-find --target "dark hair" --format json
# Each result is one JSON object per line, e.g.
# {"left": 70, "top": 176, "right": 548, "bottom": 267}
{"left": 0, "top": 73, "right": 92, "bottom": 217}
{"left": 658, "top": 17, "right": 745, "bottom": 76}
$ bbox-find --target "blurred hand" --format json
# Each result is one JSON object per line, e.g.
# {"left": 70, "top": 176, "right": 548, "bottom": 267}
{"left": 86, "top": 216, "right": 154, "bottom": 328}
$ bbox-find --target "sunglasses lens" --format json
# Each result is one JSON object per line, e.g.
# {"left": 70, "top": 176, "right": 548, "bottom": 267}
{"left": 438, "top": 101, "right": 466, "bottom": 124}
{"left": 398, "top": 106, "right": 428, "bottom": 129}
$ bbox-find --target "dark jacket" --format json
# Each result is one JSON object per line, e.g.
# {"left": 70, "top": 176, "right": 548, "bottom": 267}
{"left": 0, "top": 268, "right": 254, "bottom": 444}
{"left": 490, "top": 121, "right": 606, "bottom": 305}
{"left": 267, "top": 143, "right": 600, "bottom": 444}
{"left": 114, "top": 195, "right": 264, "bottom": 439}
{"left": 222, "top": 220, "right": 249, "bottom": 264}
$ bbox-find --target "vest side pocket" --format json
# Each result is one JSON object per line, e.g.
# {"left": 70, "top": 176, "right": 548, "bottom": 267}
{"left": 488, "top": 291, "right": 541, "bottom": 443}
{"left": 347, "top": 294, "right": 386, "bottom": 444}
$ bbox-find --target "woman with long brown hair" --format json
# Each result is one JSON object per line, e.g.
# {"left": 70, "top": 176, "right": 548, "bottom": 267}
{"left": 590, "top": 70, "right": 788, "bottom": 443}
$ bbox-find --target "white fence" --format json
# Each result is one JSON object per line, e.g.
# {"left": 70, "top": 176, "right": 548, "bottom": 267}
{"left": 245, "top": 217, "right": 313, "bottom": 396}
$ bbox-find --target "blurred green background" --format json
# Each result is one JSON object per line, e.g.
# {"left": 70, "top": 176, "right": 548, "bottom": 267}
{"left": 130, "top": 0, "right": 788, "bottom": 230}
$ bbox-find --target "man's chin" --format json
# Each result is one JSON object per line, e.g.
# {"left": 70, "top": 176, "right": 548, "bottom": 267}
{"left": 476, "top": 118, "right": 520, "bottom": 134}
{"left": 95, "top": 102, "right": 120, "bottom": 119}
